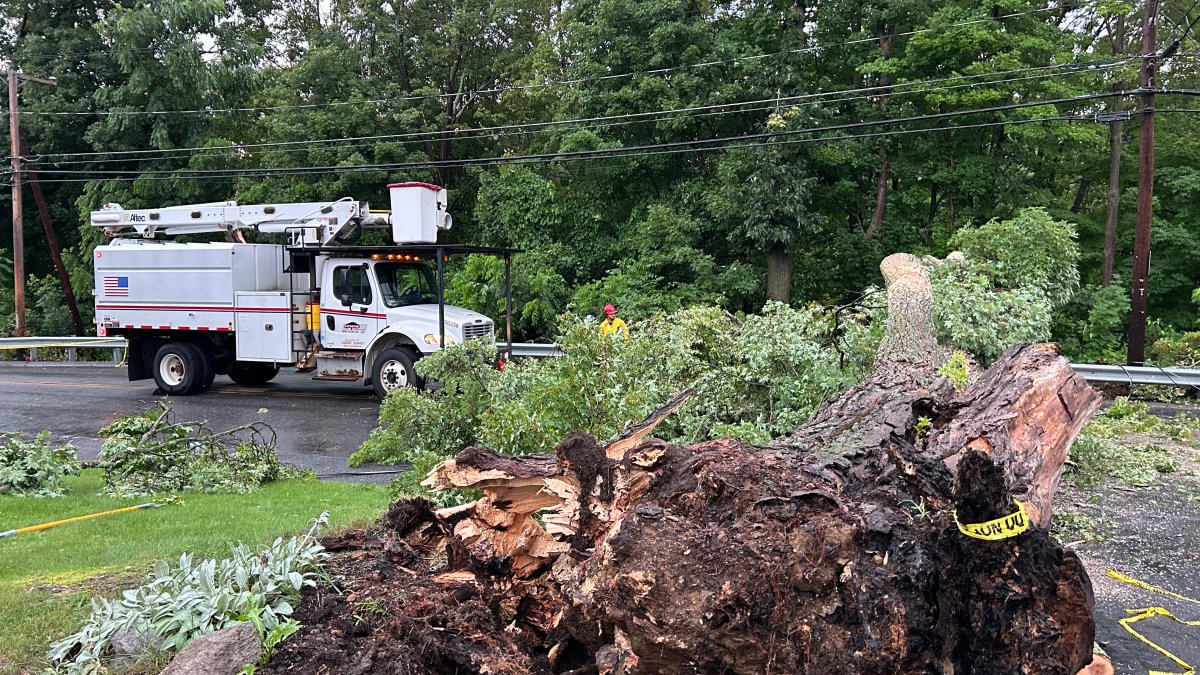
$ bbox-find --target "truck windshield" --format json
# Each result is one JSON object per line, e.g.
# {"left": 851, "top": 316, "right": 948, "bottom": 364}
{"left": 375, "top": 263, "right": 438, "bottom": 308}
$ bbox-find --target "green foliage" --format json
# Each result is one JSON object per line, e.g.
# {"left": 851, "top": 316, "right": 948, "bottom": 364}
{"left": 47, "top": 514, "right": 329, "bottom": 674}
{"left": 930, "top": 210, "right": 1080, "bottom": 361}
{"left": 98, "top": 405, "right": 307, "bottom": 497}
{"left": 1066, "top": 398, "right": 1193, "bottom": 489}
{"left": 1052, "top": 510, "right": 1111, "bottom": 543}
{"left": 5, "top": 0, "right": 1200, "bottom": 344}
{"left": 0, "top": 431, "right": 79, "bottom": 497}
{"left": 938, "top": 352, "right": 970, "bottom": 393}
{"left": 239, "top": 597, "right": 302, "bottom": 668}
{"left": 949, "top": 209, "right": 1080, "bottom": 306}
{"left": 930, "top": 261, "right": 1053, "bottom": 361}
{"left": 447, "top": 251, "right": 570, "bottom": 341}
{"left": 1054, "top": 282, "right": 1130, "bottom": 363}
{"left": 913, "top": 417, "right": 933, "bottom": 438}
{"left": 1149, "top": 330, "right": 1200, "bottom": 367}
{"left": 354, "top": 302, "right": 880, "bottom": 504}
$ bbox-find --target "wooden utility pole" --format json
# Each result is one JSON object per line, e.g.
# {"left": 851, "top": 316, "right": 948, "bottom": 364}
{"left": 2, "top": 64, "right": 56, "bottom": 338}
{"left": 1127, "top": 0, "right": 1158, "bottom": 366}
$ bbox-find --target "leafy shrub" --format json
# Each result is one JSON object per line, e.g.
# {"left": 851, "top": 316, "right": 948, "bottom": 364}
{"left": 1149, "top": 330, "right": 1200, "bottom": 367}
{"left": 98, "top": 404, "right": 307, "bottom": 497}
{"left": 0, "top": 431, "right": 79, "bottom": 497}
{"left": 930, "top": 209, "right": 1080, "bottom": 361}
{"left": 354, "top": 302, "right": 881, "bottom": 504}
{"left": 446, "top": 249, "right": 570, "bottom": 341}
{"left": 948, "top": 208, "right": 1080, "bottom": 307}
{"left": 1068, "top": 435, "right": 1176, "bottom": 490}
{"left": 48, "top": 514, "right": 329, "bottom": 674}
{"left": 930, "top": 261, "right": 1053, "bottom": 361}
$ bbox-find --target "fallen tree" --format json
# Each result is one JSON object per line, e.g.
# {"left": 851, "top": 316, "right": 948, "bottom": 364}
{"left": 263, "top": 253, "right": 1103, "bottom": 675}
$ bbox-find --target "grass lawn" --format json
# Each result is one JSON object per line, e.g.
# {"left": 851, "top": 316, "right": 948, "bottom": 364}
{"left": 0, "top": 470, "right": 391, "bottom": 675}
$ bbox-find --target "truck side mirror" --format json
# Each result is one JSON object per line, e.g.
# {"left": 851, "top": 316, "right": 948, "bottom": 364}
{"left": 337, "top": 269, "right": 353, "bottom": 306}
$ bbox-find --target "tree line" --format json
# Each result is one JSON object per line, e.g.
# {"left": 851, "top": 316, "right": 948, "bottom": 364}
{"left": 1, "top": 0, "right": 1198, "bottom": 358}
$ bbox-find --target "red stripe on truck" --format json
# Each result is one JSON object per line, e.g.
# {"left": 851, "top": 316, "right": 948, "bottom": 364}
{"left": 96, "top": 303, "right": 290, "bottom": 313}
{"left": 320, "top": 306, "right": 387, "bottom": 319}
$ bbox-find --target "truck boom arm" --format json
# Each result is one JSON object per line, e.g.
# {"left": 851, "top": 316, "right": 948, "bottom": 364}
{"left": 90, "top": 198, "right": 371, "bottom": 246}
{"left": 89, "top": 182, "right": 452, "bottom": 247}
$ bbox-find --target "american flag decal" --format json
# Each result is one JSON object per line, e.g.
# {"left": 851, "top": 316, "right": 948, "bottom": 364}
{"left": 103, "top": 275, "right": 129, "bottom": 297}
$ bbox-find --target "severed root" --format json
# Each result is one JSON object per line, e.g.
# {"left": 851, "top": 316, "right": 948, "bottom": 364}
{"left": 422, "top": 390, "right": 695, "bottom": 577}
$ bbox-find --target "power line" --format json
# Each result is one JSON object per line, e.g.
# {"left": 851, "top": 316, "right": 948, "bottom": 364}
{"left": 28, "top": 57, "right": 1134, "bottom": 164}
{"left": 31, "top": 92, "right": 1122, "bottom": 180}
{"left": 16, "top": 6, "right": 1068, "bottom": 118}
{"left": 28, "top": 59, "right": 1133, "bottom": 170}
{"left": 27, "top": 115, "right": 1088, "bottom": 185}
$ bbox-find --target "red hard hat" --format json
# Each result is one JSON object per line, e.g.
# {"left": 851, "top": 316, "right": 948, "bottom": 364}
{"left": 603, "top": 304, "right": 616, "bottom": 314}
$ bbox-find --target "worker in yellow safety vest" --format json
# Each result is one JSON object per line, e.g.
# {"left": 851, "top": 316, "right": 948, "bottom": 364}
{"left": 599, "top": 304, "right": 629, "bottom": 337}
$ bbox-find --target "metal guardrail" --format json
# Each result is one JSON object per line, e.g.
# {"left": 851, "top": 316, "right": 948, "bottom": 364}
{"left": 1070, "top": 363, "right": 1200, "bottom": 388}
{"left": 502, "top": 342, "right": 565, "bottom": 358}
{"left": 0, "top": 336, "right": 563, "bottom": 363}
{"left": 0, "top": 336, "right": 125, "bottom": 362}
{"left": 4, "top": 338, "right": 1197, "bottom": 381}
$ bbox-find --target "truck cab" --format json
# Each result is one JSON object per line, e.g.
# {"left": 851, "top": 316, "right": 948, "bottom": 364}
{"left": 317, "top": 256, "right": 494, "bottom": 395}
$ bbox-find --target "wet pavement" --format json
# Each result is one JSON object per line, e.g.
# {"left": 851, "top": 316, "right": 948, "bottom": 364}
{"left": 0, "top": 362, "right": 393, "bottom": 482}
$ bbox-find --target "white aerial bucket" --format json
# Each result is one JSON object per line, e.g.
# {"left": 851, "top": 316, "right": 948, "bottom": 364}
{"left": 387, "top": 182, "right": 452, "bottom": 244}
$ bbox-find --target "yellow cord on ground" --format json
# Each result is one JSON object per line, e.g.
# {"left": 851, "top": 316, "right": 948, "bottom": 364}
{"left": 1107, "top": 569, "right": 1200, "bottom": 675}
{"left": 0, "top": 503, "right": 160, "bottom": 539}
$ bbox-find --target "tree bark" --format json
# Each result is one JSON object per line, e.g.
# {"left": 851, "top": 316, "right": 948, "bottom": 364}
{"left": 1071, "top": 179, "right": 1092, "bottom": 213}
{"left": 766, "top": 240, "right": 793, "bottom": 303}
{"left": 1102, "top": 14, "right": 1127, "bottom": 287}
{"left": 866, "top": 146, "right": 889, "bottom": 238}
{"left": 866, "top": 28, "right": 892, "bottom": 240}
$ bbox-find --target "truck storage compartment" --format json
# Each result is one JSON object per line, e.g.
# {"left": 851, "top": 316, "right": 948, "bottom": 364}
{"left": 234, "top": 291, "right": 292, "bottom": 361}
{"left": 94, "top": 242, "right": 299, "bottom": 332}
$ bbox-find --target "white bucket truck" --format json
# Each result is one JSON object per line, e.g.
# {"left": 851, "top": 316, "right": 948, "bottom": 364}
{"left": 90, "top": 182, "right": 516, "bottom": 397}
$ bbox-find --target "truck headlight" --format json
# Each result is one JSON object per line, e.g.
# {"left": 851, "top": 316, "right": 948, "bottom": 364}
{"left": 424, "top": 333, "right": 457, "bottom": 346}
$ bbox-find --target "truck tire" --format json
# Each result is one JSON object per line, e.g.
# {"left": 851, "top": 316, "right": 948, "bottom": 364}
{"left": 229, "top": 362, "right": 280, "bottom": 386}
{"left": 371, "top": 347, "right": 423, "bottom": 398}
{"left": 197, "top": 345, "right": 217, "bottom": 392}
{"left": 153, "top": 342, "right": 208, "bottom": 396}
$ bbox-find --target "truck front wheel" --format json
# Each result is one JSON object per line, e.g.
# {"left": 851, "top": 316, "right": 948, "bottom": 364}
{"left": 371, "top": 348, "right": 423, "bottom": 398}
{"left": 153, "top": 342, "right": 209, "bottom": 395}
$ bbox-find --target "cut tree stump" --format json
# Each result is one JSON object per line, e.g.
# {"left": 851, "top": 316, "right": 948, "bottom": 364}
{"left": 264, "top": 253, "right": 1103, "bottom": 675}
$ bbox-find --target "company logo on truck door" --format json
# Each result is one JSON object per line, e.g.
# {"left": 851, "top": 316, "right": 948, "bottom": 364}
{"left": 343, "top": 321, "right": 365, "bottom": 333}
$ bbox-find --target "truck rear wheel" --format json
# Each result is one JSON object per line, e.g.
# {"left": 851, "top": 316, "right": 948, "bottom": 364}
{"left": 371, "top": 347, "right": 423, "bottom": 398}
{"left": 229, "top": 361, "right": 280, "bottom": 386}
{"left": 153, "top": 342, "right": 209, "bottom": 395}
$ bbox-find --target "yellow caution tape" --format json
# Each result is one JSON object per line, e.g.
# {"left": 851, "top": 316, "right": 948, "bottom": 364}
{"left": 953, "top": 499, "right": 1030, "bottom": 540}
{"left": 1107, "top": 569, "right": 1200, "bottom": 675}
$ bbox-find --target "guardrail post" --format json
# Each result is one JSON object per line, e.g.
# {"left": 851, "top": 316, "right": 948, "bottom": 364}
{"left": 67, "top": 347, "right": 77, "bottom": 362}
{"left": 29, "top": 347, "right": 37, "bottom": 361}
{"left": 114, "top": 347, "right": 124, "bottom": 363}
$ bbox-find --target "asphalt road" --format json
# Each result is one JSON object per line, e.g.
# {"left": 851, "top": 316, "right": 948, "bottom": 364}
{"left": 0, "top": 362, "right": 394, "bottom": 482}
